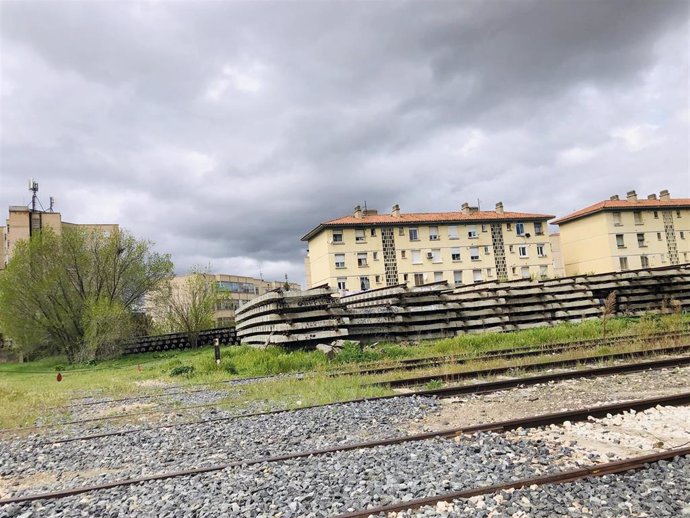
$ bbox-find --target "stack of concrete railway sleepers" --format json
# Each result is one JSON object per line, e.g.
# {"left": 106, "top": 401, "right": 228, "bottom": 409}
{"left": 235, "top": 287, "right": 349, "bottom": 347}
{"left": 122, "top": 327, "right": 237, "bottom": 354}
{"left": 340, "top": 282, "right": 459, "bottom": 342}
{"left": 447, "top": 277, "right": 602, "bottom": 334}
{"left": 574, "top": 264, "right": 690, "bottom": 315}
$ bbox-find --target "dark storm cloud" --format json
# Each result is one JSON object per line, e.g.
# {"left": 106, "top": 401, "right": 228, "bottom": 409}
{"left": 1, "top": 0, "right": 688, "bottom": 284}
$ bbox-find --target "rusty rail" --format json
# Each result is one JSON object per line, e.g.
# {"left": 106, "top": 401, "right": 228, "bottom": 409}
{"left": 3, "top": 392, "right": 690, "bottom": 505}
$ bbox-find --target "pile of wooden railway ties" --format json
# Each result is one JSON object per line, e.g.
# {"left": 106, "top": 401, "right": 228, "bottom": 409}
{"left": 236, "top": 263, "right": 690, "bottom": 348}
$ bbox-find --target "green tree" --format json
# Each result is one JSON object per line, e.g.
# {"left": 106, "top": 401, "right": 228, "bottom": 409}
{"left": 0, "top": 226, "right": 173, "bottom": 363}
{"left": 149, "top": 267, "right": 228, "bottom": 348}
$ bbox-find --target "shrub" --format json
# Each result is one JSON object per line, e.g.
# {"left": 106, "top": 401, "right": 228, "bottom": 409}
{"left": 169, "top": 365, "right": 195, "bottom": 377}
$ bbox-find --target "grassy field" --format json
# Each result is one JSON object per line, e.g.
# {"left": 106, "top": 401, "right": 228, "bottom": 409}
{"left": 0, "top": 314, "right": 686, "bottom": 429}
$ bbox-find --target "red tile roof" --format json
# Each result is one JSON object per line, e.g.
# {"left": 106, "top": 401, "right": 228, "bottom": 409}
{"left": 552, "top": 198, "right": 690, "bottom": 225}
{"left": 301, "top": 210, "right": 554, "bottom": 241}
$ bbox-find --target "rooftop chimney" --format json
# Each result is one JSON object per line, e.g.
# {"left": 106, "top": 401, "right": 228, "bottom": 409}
{"left": 391, "top": 204, "right": 400, "bottom": 217}
{"left": 626, "top": 190, "right": 637, "bottom": 202}
{"left": 495, "top": 201, "right": 504, "bottom": 214}
{"left": 647, "top": 194, "right": 657, "bottom": 200}
{"left": 461, "top": 202, "right": 470, "bottom": 215}
{"left": 660, "top": 189, "right": 671, "bottom": 201}
{"left": 610, "top": 195, "right": 620, "bottom": 201}
{"left": 354, "top": 205, "right": 362, "bottom": 219}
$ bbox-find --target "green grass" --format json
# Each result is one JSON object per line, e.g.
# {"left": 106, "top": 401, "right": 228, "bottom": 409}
{"left": 0, "top": 314, "right": 686, "bottom": 429}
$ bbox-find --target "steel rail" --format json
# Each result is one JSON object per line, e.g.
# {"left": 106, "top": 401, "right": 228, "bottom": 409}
{"left": 5, "top": 353, "right": 690, "bottom": 437}
{"left": 60, "top": 330, "right": 686, "bottom": 409}
{"left": 3, "top": 392, "right": 690, "bottom": 505}
{"left": 337, "top": 330, "right": 690, "bottom": 377}
{"left": 376, "top": 342, "right": 690, "bottom": 388}
{"left": 335, "top": 446, "right": 690, "bottom": 517}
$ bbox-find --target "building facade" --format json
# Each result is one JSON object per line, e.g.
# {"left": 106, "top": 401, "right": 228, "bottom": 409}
{"left": 302, "top": 203, "right": 555, "bottom": 292}
{"left": 1, "top": 205, "right": 119, "bottom": 270}
{"left": 195, "top": 273, "right": 301, "bottom": 326}
{"left": 552, "top": 190, "right": 690, "bottom": 276}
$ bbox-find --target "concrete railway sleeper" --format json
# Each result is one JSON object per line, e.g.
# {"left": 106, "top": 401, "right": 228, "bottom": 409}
{"left": 2, "top": 392, "right": 690, "bottom": 506}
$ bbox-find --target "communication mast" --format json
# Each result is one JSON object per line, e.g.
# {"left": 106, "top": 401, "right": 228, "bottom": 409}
{"left": 29, "top": 179, "right": 39, "bottom": 213}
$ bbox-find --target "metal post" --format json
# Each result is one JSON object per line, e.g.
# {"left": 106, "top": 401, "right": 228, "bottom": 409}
{"left": 214, "top": 338, "right": 221, "bottom": 365}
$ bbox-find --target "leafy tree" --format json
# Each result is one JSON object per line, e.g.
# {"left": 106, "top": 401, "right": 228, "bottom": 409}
{"left": 0, "top": 226, "right": 173, "bottom": 362}
{"left": 149, "top": 267, "right": 228, "bottom": 348}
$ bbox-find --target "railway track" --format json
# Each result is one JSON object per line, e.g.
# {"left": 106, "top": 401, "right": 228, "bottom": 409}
{"left": 60, "top": 329, "right": 687, "bottom": 411}
{"left": 2, "top": 391, "right": 689, "bottom": 506}
{"left": 335, "top": 447, "right": 690, "bottom": 517}
{"left": 4, "top": 353, "right": 690, "bottom": 445}
{"left": 375, "top": 342, "right": 690, "bottom": 388}
{"left": 336, "top": 329, "right": 690, "bottom": 377}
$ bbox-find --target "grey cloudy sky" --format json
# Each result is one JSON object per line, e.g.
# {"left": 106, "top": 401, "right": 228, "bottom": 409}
{"left": 1, "top": 0, "right": 688, "bottom": 286}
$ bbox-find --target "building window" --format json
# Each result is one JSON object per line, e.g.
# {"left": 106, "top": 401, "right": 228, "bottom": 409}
{"left": 534, "top": 222, "right": 544, "bottom": 235}
{"left": 470, "top": 246, "right": 480, "bottom": 261}
{"left": 431, "top": 249, "right": 442, "bottom": 263}
{"left": 453, "top": 271, "right": 462, "bottom": 286}
{"left": 616, "top": 234, "right": 625, "bottom": 248}
{"left": 398, "top": 227, "right": 404, "bottom": 236}
{"left": 411, "top": 249, "right": 422, "bottom": 264}
{"left": 360, "top": 276, "right": 370, "bottom": 290}
{"left": 506, "top": 223, "right": 512, "bottom": 230}
{"left": 633, "top": 211, "right": 643, "bottom": 224}
{"left": 370, "top": 228, "right": 377, "bottom": 237}
{"left": 357, "top": 252, "right": 368, "bottom": 267}
{"left": 448, "top": 225, "right": 459, "bottom": 239}
{"left": 516, "top": 222, "right": 525, "bottom": 236}
{"left": 355, "top": 229, "right": 366, "bottom": 242}
{"left": 509, "top": 245, "right": 514, "bottom": 253}
{"left": 335, "top": 254, "right": 345, "bottom": 268}
{"left": 403, "top": 273, "right": 408, "bottom": 281}
{"left": 409, "top": 228, "right": 419, "bottom": 241}
{"left": 434, "top": 271, "right": 443, "bottom": 282}
{"left": 375, "top": 275, "right": 382, "bottom": 284}
{"left": 677, "top": 210, "right": 682, "bottom": 218}
{"left": 640, "top": 255, "right": 649, "bottom": 268}
{"left": 653, "top": 211, "right": 658, "bottom": 219}
{"left": 486, "top": 268, "right": 493, "bottom": 277}
{"left": 481, "top": 224, "right": 488, "bottom": 232}
{"left": 401, "top": 250, "right": 407, "bottom": 259}
{"left": 472, "top": 269, "right": 483, "bottom": 283}
{"left": 429, "top": 226, "right": 439, "bottom": 240}
{"left": 467, "top": 225, "right": 477, "bottom": 238}
{"left": 619, "top": 257, "right": 629, "bottom": 271}
{"left": 518, "top": 245, "right": 528, "bottom": 258}
{"left": 451, "top": 247, "right": 461, "bottom": 261}
{"left": 521, "top": 266, "right": 530, "bottom": 279}
{"left": 536, "top": 244, "right": 546, "bottom": 257}
{"left": 539, "top": 265, "right": 548, "bottom": 279}
{"left": 337, "top": 278, "right": 347, "bottom": 290}
{"left": 657, "top": 232, "right": 662, "bottom": 241}
{"left": 681, "top": 231, "right": 686, "bottom": 240}
{"left": 373, "top": 251, "right": 378, "bottom": 261}
{"left": 637, "top": 233, "right": 646, "bottom": 247}
{"left": 332, "top": 229, "right": 343, "bottom": 243}
{"left": 414, "top": 273, "right": 424, "bottom": 286}
{"left": 484, "top": 246, "right": 490, "bottom": 255}
{"left": 613, "top": 213, "right": 622, "bottom": 226}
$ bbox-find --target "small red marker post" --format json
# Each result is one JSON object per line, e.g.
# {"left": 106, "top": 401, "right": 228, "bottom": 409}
{"left": 56, "top": 372, "right": 63, "bottom": 382}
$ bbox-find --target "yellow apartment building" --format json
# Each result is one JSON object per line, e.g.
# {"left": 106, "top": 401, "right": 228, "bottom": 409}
{"left": 552, "top": 189, "right": 690, "bottom": 276}
{"left": 302, "top": 202, "right": 555, "bottom": 292}
{"left": 1, "top": 205, "right": 119, "bottom": 270}
{"left": 169, "top": 273, "right": 301, "bottom": 327}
